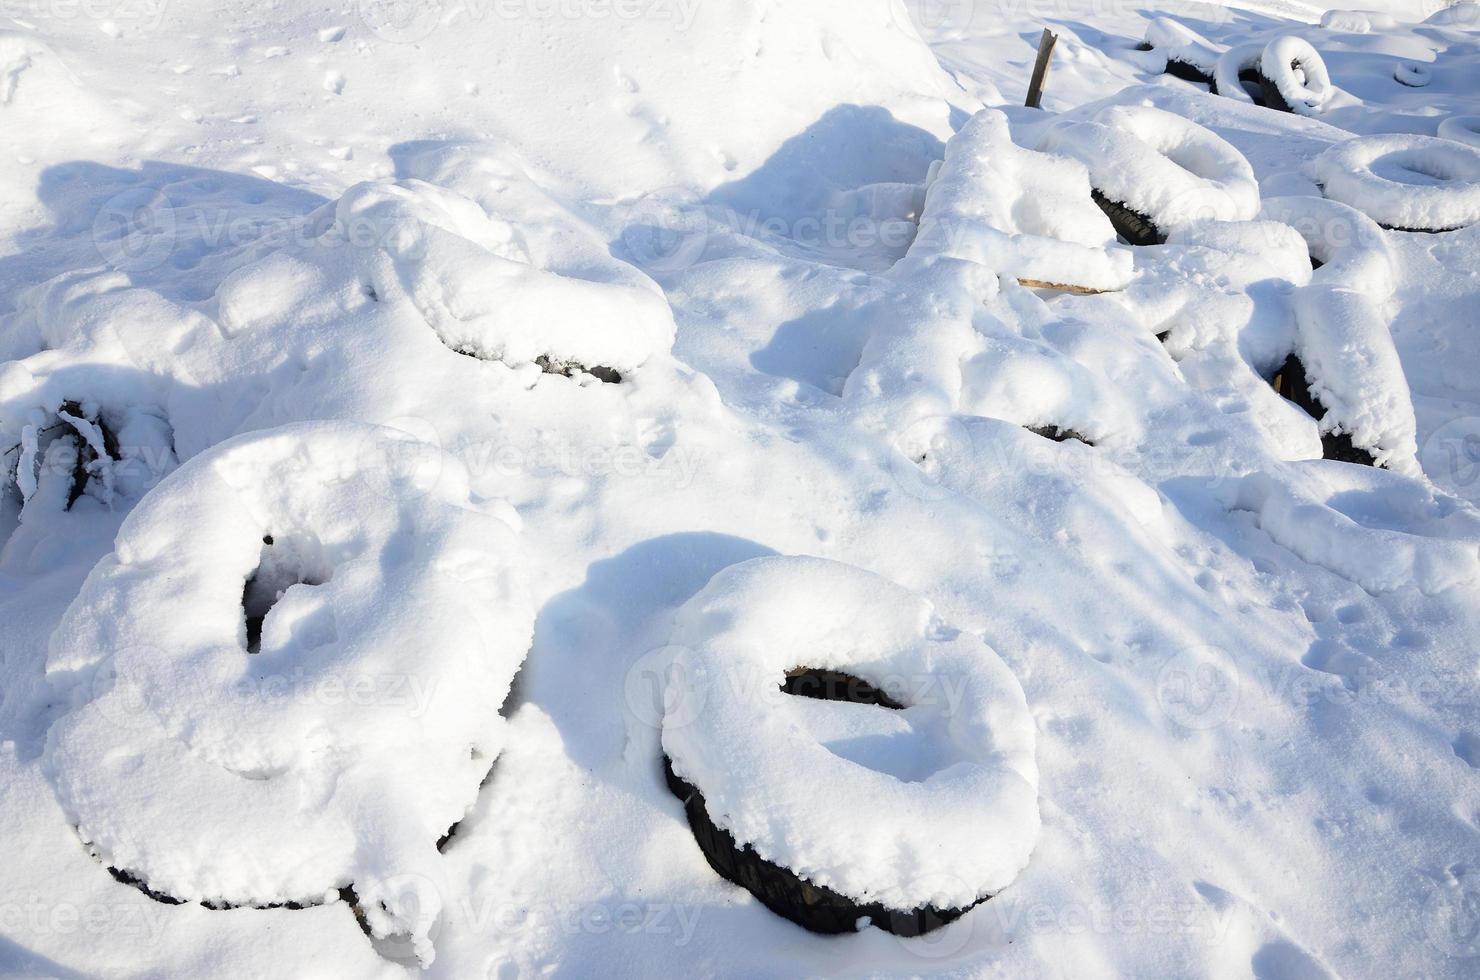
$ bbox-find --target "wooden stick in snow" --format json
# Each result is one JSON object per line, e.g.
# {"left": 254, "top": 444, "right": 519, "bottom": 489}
{"left": 1025, "top": 29, "right": 1058, "bottom": 109}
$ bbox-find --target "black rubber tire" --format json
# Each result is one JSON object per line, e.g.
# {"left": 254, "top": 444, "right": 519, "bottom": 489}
{"left": 1165, "top": 58, "right": 1214, "bottom": 86}
{"left": 1270, "top": 354, "right": 1379, "bottom": 467}
{"left": 1090, "top": 189, "right": 1165, "bottom": 246}
{"left": 663, "top": 756, "right": 981, "bottom": 936}
{"left": 1027, "top": 425, "right": 1093, "bottom": 446}
{"left": 1259, "top": 72, "right": 1296, "bottom": 114}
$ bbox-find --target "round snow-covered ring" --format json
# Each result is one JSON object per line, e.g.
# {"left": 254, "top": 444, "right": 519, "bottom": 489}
{"left": 1260, "top": 37, "right": 1332, "bottom": 116}
{"left": 44, "top": 422, "right": 533, "bottom": 957}
{"left": 1394, "top": 62, "right": 1432, "bottom": 88}
{"left": 1439, "top": 115, "right": 1480, "bottom": 149}
{"left": 1315, "top": 134, "right": 1480, "bottom": 232}
{"left": 1038, "top": 105, "right": 1259, "bottom": 242}
{"left": 1213, "top": 42, "right": 1268, "bottom": 104}
{"left": 660, "top": 556, "right": 1039, "bottom": 931}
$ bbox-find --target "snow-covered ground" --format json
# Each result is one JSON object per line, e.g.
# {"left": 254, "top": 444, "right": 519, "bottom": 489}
{"left": 2, "top": 0, "right": 1479, "bottom": 976}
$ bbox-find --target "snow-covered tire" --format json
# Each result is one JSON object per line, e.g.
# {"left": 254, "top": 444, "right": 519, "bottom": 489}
{"left": 1213, "top": 42, "right": 1269, "bottom": 104}
{"left": 660, "top": 556, "right": 1039, "bottom": 934}
{"left": 1438, "top": 115, "right": 1480, "bottom": 150}
{"left": 43, "top": 421, "right": 534, "bottom": 966}
{"left": 1038, "top": 105, "right": 1259, "bottom": 244}
{"left": 1314, "top": 134, "right": 1480, "bottom": 232}
{"left": 1259, "top": 37, "right": 1332, "bottom": 116}
{"left": 1270, "top": 355, "right": 1379, "bottom": 466}
{"left": 1393, "top": 62, "right": 1432, "bottom": 88}
{"left": 1143, "top": 17, "right": 1219, "bottom": 85}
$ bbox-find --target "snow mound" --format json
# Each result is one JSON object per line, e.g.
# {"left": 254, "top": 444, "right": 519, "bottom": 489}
{"left": 1319, "top": 10, "right": 1397, "bottom": 33}
{"left": 1261, "top": 37, "right": 1333, "bottom": 117}
{"left": 1226, "top": 462, "right": 1480, "bottom": 594}
{"left": 661, "top": 555, "right": 1039, "bottom": 912}
{"left": 1438, "top": 114, "right": 1480, "bottom": 149}
{"left": 1260, "top": 195, "right": 1394, "bottom": 296}
{"left": 0, "top": 30, "right": 96, "bottom": 115}
{"left": 1425, "top": 1, "right": 1480, "bottom": 27}
{"left": 170, "top": 161, "right": 679, "bottom": 456}
{"left": 907, "top": 108, "right": 1132, "bottom": 293}
{"left": 321, "top": 170, "right": 675, "bottom": 375}
{"left": 43, "top": 422, "right": 533, "bottom": 966}
{"left": 1141, "top": 17, "right": 1222, "bottom": 79}
{"left": 1038, "top": 104, "right": 1260, "bottom": 237}
{"left": 1315, "top": 133, "right": 1480, "bottom": 231}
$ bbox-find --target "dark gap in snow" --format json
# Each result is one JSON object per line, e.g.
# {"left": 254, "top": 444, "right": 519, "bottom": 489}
{"left": 1238, "top": 68, "right": 1271, "bottom": 106}
{"left": 362, "top": 282, "right": 379, "bottom": 302}
{"left": 535, "top": 355, "right": 622, "bottom": 384}
{"left": 1269, "top": 354, "right": 1379, "bottom": 466}
{"left": 243, "top": 534, "right": 328, "bottom": 653}
{"left": 106, "top": 865, "right": 185, "bottom": 905}
{"left": 662, "top": 756, "right": 980, "bottom": 936}
{"left": 1089, "top": 189, "right": 1164, "bottom": 246}
{"left": 1165, "top": 59, "right": 1214, "bottom": 86}
{"left": 101, "top": 858, "right": 328, "bottom": 911}
{"left": 781, "top": 667, "right": 905, "bottom": 709}
{"left": 437, "top": 752, "right": 499, "bottom": 852}
{"left": 1026, "top": 425, "right": 1094, "bottom": 447}
{"left": 444, "top": 342, "right": 622, "bottom": 383}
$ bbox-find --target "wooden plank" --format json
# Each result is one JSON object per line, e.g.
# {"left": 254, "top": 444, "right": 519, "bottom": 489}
{"left": 1025, "top": 28, "right": 1058, "bottom": 109}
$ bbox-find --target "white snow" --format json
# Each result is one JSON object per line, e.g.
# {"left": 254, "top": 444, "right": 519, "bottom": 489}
{"left": 0, "top": 0, "right": 1478, "bottom": 977}
{"left": 1038, "top": 104, "right": 1261, "bottom": 233}
{"left": 1262, "top": 36, "right": 1334, "bottom": 117}
{"left": 908, "top": 108, "right": 1133, "bottom": 292}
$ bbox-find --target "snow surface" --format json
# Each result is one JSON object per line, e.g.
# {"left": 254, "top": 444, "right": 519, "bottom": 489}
{"left": 0, "top": 0, "right": 1478, "bottom": 978}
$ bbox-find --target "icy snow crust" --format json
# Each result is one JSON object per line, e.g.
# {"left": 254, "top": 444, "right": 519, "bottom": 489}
{"left": 43, "top": 423, "right": 533, "bottom": 964}
{"left": 1, "top": 1, "right": 1480, "bottom": 977}
{"left": 661, "top": 556, "right": 1039, "bottom": 912}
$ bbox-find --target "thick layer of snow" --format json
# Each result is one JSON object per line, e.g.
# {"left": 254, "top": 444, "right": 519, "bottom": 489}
{"left": 661, "top": 555, "right": 1039, "bottom": 911}
{"left": 1438, "top": 114, "right": 1480, "bottom": 148}
{"left": 1262, "top": 37, "right": 1334, "bottom": 117}
{"left": 1, "top": 0, "right": 1478, "bottom": 977}
{"left": 907, "top": 108, "right": 1132, "bottom": 292}
{"left": 1142, "top": 17, "right": 1222, "bottom": 76}
{"left": 1315, "top": 133, "right": 1480, "bottom": 230}
{"left": 1038, "top": 104, "right": 1260, "bottom": 233}
{"left": 43, "top": 423, "right": 533, "bottom": 965}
